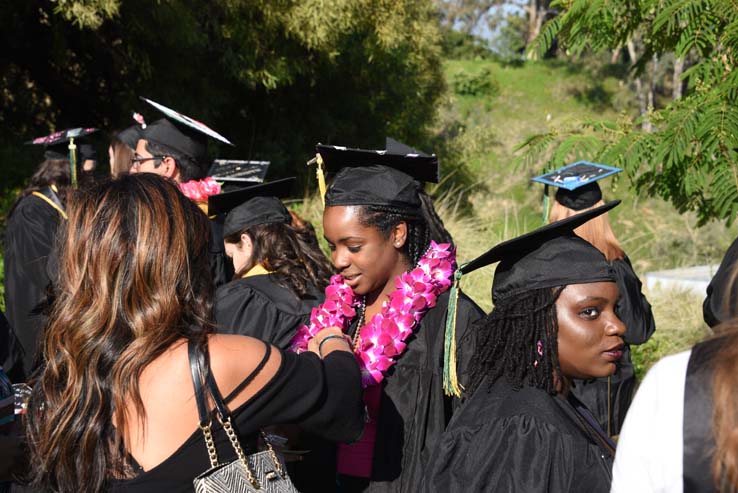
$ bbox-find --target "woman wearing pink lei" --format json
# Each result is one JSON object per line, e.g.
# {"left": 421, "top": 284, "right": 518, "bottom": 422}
{"left": 292, "top": 142, "right": 484, "bottom": 492}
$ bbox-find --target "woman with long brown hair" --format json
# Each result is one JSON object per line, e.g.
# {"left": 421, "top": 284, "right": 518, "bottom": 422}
{"left": 612, "top": 260, "right": 738, "bottom": 492}
{"left": 25, "top": 174, "right": 363, "bottom": 492}
{"left": 549, "top": 181, "right": 655, "bottom": 437}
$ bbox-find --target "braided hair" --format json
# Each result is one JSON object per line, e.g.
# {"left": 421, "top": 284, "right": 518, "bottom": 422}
{"left": 466, "top": 287, "right": 564, "bottom": 396}
{"left": 356, "top": 188, "right": 452, "bottom": 266}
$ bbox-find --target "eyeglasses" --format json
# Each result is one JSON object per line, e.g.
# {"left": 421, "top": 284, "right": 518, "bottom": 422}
{"left": 131, "top": 154, "right": 166, "bottom": 168}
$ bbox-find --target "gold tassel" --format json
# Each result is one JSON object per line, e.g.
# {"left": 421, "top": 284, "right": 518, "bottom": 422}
{"left": 68, "top": 138, "right": 78, "bottom": 189}
{"left": 307, "top": 153, "right": 327, "bottom": 207}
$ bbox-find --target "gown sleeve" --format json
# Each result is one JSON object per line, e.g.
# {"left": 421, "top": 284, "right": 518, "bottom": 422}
{"left": 703, "top": 236, "right": 738, "bottom": 327}
{"left": 233, "top": 350, "right": 364, "bottom": 444}
{"left": 612, "top": 256, "right": 656, "bottom": 345}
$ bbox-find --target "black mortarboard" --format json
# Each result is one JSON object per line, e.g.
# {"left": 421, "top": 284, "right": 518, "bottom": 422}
{"left": 117, "top": 125, "right": 143, "bottom": 150}
{"left": 208, "top": 177, "right": 295, "bottom": 217}
{"left": 223, "top": 196, "right": 292, "bottom": 237}
{"left": 532, "top": 161, "right": 622, "bottom": 212}
{"left": 461, "top": 201, "right": 620, "bottom": 303}
{"left": 319, "top": 139, "right": 439, "bottom": 209}
{"left": 317, "top": 140, "right": 440, "bottom": 183}
{"left": 78, "top": 143, "right": 97, "bottom": 161}
{"left": 208, "top": 159, "right": 270, "bottom": 193}
{"left": 139, "top": 97, "right": 233, "bottom": 162}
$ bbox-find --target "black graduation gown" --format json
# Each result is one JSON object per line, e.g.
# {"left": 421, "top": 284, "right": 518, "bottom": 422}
{"left": 703, "top": 236, "right": 738, "bottom": 327}
{"left": 208, "top": 215, "right": 232, "bottom": 289}
{"left": 3, "top": 193, "right": 63, "bottom": 379}
{"left": 421, "top": 377, "right": 614, "bottom": 493}
{"left": 344, "top": 290, "right": 484, "bottom": 492}
{"left": 571, "top": 256, "right": 655, "bottom": 436}
{"left": 213, "top": 274, "right": 322, "bottom": 350}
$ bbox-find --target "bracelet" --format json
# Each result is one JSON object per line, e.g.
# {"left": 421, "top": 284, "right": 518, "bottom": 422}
{"left": 318, "top": 334, "right": 347, "bottom": 356}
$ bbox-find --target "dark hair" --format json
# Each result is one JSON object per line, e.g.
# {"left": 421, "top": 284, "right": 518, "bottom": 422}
{"left": 144, "top": 140, "right": 204, "bottom": 182}
{"left": 224, "top": 211, "right": 333, "bottom": 297}
{"left": 466, "top": 287, "right": 564, "bottom": 396}
{"left": 8, "top": 159, "right": 71, "bottom": 217}
{"left": 356, "top": 188, "right": 452, "bottom": 266}
{"left": 26, "top": 174, "right": 214, "bottom": 491}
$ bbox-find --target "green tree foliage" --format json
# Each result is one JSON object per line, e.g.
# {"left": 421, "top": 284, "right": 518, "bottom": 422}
{"left": 519, "top": 0, "right": 738, "bottom": 224}
{"left": 0, "top": 0, "right": 445, "bottom": 192}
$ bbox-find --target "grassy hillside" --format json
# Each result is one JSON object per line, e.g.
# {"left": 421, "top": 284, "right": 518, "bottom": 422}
{"left": 433, "top": 57, "right": 730, "bottom": 376}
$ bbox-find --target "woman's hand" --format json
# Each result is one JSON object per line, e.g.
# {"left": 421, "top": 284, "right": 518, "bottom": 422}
{"left": 309, "top": 327, "right": 351, "bottom": 359}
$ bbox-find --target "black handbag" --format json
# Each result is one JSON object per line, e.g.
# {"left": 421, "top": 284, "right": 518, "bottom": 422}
{"left": 188, "top": 340, "right": 298, "bottom": 493}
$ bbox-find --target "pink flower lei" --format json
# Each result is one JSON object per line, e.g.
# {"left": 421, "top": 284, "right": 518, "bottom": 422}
{"left": 178, "top": 176, "right": 221, "bottom": 202}
{"left": 291, "top": 241, "right": 456, "bottom": 387}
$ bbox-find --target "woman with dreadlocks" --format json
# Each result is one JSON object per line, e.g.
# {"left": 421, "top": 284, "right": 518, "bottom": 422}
{"left": 292, "top": 142, "right": 484, "bottom": 492}
{"left": 422, "top": 202, "right": 625, "bottom": 493}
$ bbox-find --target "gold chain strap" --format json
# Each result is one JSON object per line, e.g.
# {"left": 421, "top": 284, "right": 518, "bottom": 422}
{"left": 259, "top": 430, "right": 286, "bottom": 477}
{"left": 222, "top": 416, "right": 260, "bottom": 488}
{"left": 199, "top": 422, "right": 219, "bottom": 469}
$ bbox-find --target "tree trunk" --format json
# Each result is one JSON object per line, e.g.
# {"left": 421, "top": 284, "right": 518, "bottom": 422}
{"left": 627, "top": 40, "right": 651, "bottom": 132}
{"left": 673, "top": 56, "right": 684, "bottom": 100}
{"left": 611, "top": 46, "right": 621, "bottom": 64}
{"left": 525, "top": 1, "right": 538, "bottom": 45}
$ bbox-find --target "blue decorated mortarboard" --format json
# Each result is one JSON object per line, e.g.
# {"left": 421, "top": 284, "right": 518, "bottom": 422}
{"left": 532, "top": 161, "right": 622, "bottom": 191}
{"left": 532, "top": 161, "right": 623, "bottom": 213}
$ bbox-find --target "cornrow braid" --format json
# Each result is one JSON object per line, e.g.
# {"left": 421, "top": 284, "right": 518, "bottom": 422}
{"left": 357, "top": 188, "right": 452, "bottom": 266}
{"left": 467, "top": 287, "right": 564, "bottom": 396}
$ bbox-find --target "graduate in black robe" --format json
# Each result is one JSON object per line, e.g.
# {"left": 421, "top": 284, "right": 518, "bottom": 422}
{"left": 703, "top": 235, "right": 738, "bottom": 327}
{"left": 130, "top": 97, "right": 235, "bottom": 288}
{"left": 422, "top": 203, "right": 625, "bottom": 493}
{"left": 3, "top": 151, "right": 72, "bottom": 379}
{"left": 316, "top": 142, "right": 484, "bottom": 492}
{"left": 541, "top": 168, "right": 655, "bottom": 436}
{"left": 209, "top": 179, "right": 331, "bottom": 349}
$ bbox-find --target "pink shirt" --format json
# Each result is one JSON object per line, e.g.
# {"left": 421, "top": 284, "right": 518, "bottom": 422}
{"left": 336, "top": 383, "right": 382, "bottom": 477}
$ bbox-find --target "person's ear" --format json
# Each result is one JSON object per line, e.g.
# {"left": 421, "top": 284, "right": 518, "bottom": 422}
{"left": 162, "top": 156, "right": 180, "bottom": 180}
{"left": 392, "top": 222, "right": 408, "bottom": 249}
{"left": 240, "top": 233, "right": 252, "bottom": 250}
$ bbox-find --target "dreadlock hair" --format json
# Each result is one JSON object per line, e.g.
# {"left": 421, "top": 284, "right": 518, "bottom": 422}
{"left": 356, "top": 188, "right": 453, "bottom": 266}
{"left": 467, "top": 286, "right": 565, "bottom": 396}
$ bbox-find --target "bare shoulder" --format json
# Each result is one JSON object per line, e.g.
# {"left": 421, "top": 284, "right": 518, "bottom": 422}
{"left": 207, "top": 334, "right": 283, "bottom": 408}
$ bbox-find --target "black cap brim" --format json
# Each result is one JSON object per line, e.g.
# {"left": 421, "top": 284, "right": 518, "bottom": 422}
{"left": 461, "top": 200, "right": 621, "bottom": 275}
{"left": 208, "top": 177, "right": 296, "bottom": 216}
{"left": 316, "top": 143, "right": 439, "bottom": 183}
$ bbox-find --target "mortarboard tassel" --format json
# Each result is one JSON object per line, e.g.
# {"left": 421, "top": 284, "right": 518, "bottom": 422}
{"left": 68, "top": 138, "right": 78, "bottom": 189}
{"left": 307, "top": 153, "right": 328, "bottom": 207}
{"left": 443, "top": 267, "right": 464, "bottom": 397}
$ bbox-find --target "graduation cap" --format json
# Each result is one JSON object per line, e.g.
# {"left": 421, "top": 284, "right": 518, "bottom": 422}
{"left": 28, "top": 127, "right": 99, "bottom": 187}
{"left": 441, "top": 201, "right": 620, "bottom": 397}
{"left": 207, "top": 159, "right": 270, "bottom": 193}
{"left": 139, "top": 97, "right": 233, "bottom": 163}
{"left": 208, "top": 177, "right": 295, "bottom": 217}
{"left": 115, "top": 113, "right": 148, "bottom": 150}
{"left": 313, "top": 138, "right": 439, "bottom": 208}
{"left": 532, "top": 161, "right": 623, "bottom": 216}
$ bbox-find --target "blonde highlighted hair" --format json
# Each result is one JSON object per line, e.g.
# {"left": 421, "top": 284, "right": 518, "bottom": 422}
{"left": 549, "top": 199, "right": 624, "bottom": 261}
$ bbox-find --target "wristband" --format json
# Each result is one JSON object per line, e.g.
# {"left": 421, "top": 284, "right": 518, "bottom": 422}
{"left": 318, "top": 334, "right": 347, "bottom": 356}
